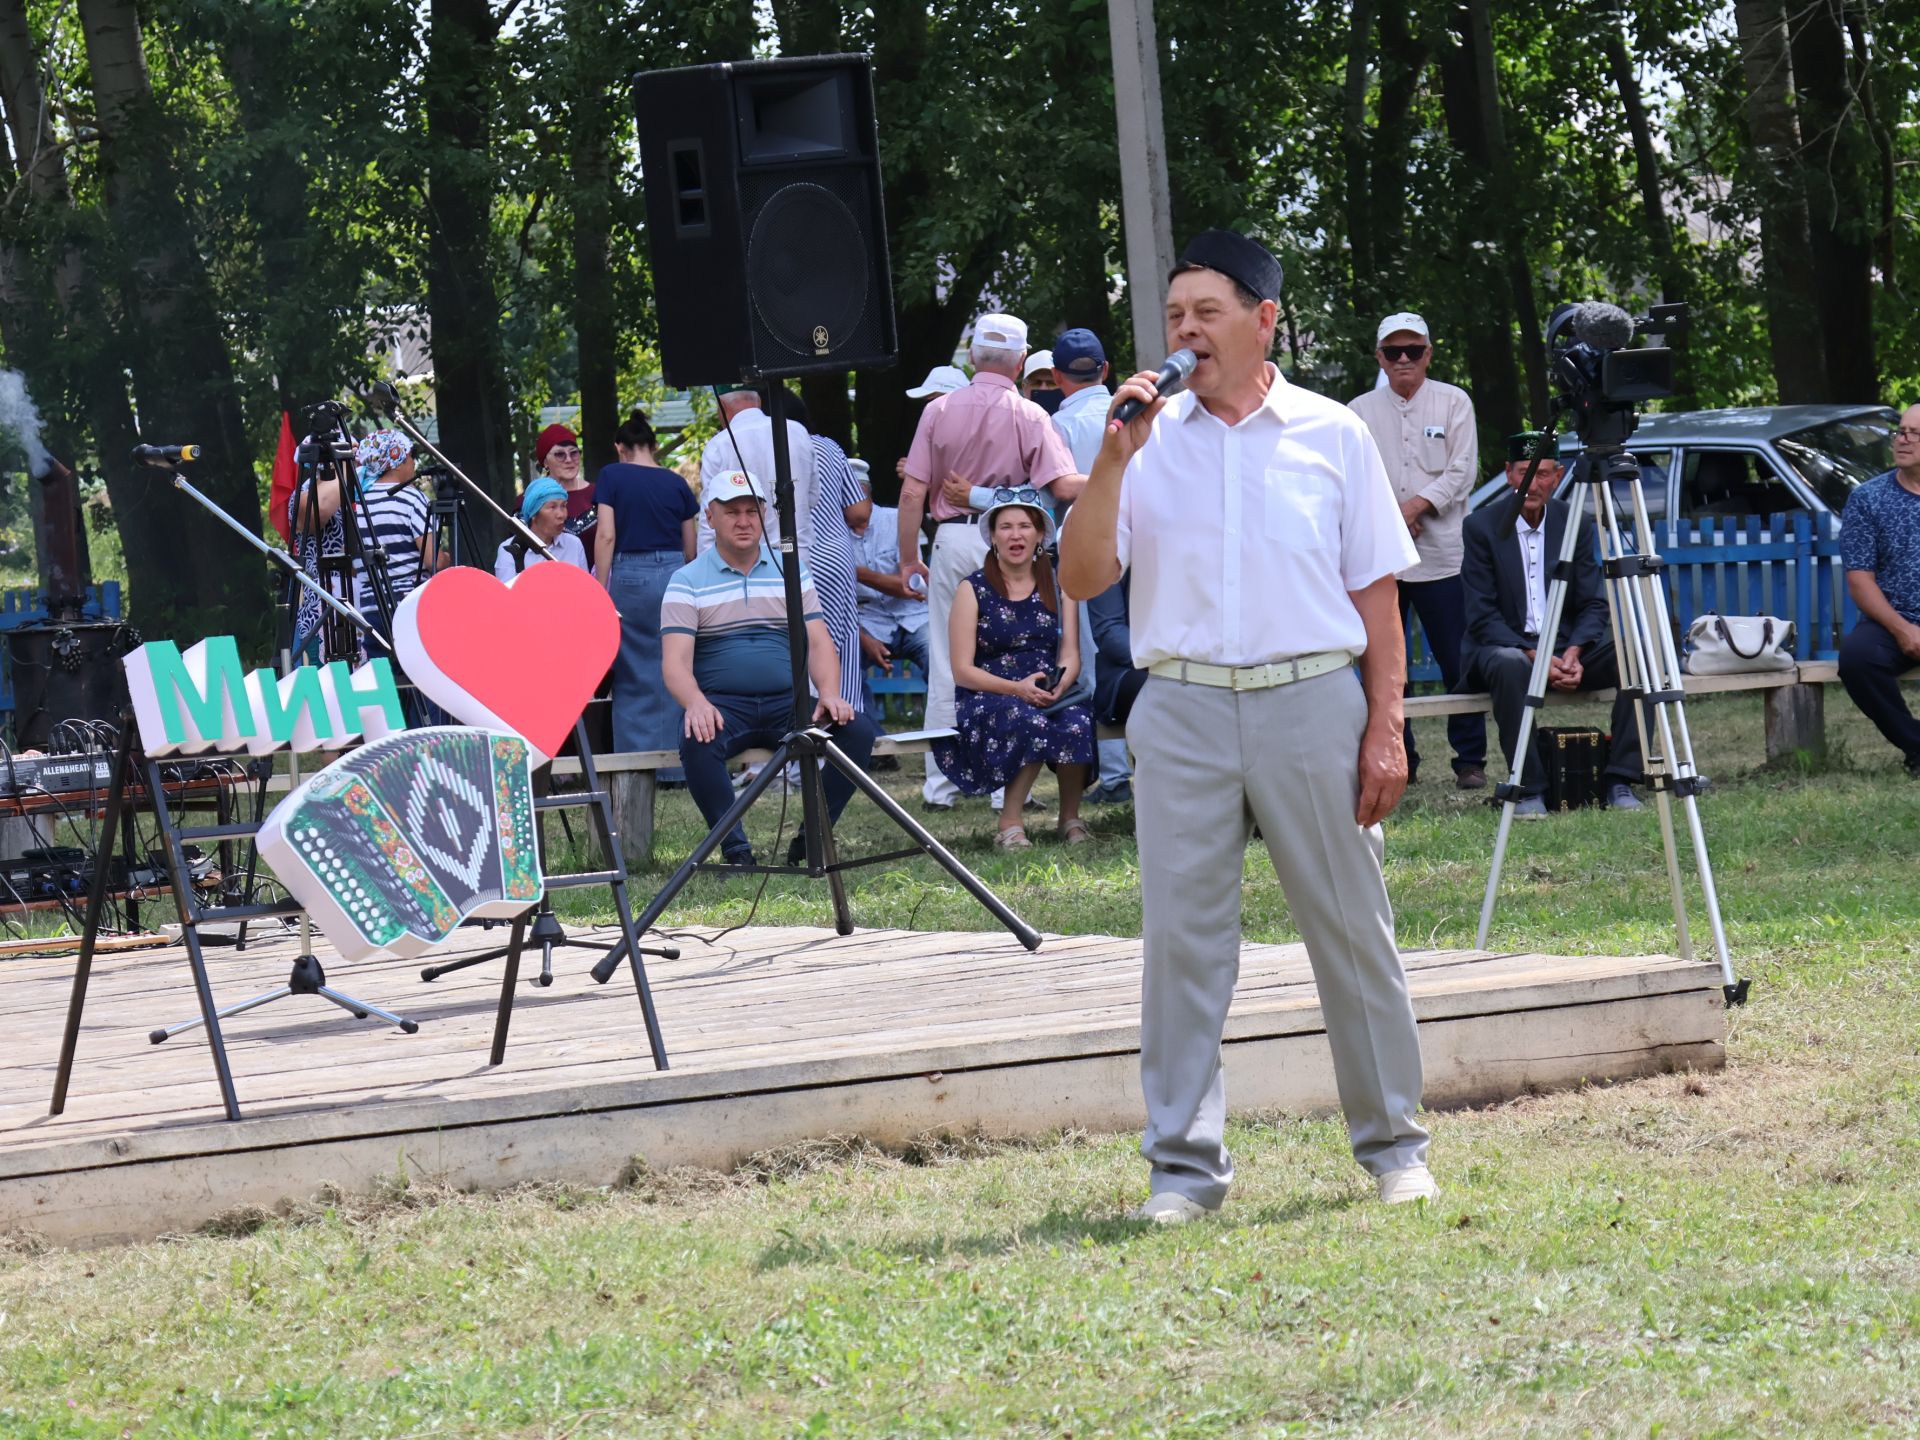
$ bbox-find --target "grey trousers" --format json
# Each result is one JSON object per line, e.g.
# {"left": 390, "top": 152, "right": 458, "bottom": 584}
{"left": 1129, "top": 669, "right": 1429, "bottom": 1207}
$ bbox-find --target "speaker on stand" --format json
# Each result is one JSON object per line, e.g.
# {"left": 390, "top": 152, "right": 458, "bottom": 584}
{"left": 634, "top": 54, "right": 898, "bottom": 386}
{"left": 604, "top": 55, "right": 1044, "bottom": 962}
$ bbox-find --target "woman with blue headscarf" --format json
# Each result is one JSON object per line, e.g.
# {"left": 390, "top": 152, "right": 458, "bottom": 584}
{"left": 495, "top": 476, "right": 590, "bottom": 580}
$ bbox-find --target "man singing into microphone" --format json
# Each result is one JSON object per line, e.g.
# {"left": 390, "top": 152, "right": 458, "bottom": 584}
{"left": 1061, "top": 230, "right": 1435, "bottom": 1223}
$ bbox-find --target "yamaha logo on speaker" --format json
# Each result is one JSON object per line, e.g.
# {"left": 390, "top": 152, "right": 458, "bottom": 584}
{"left": 812, "top": 325, "right": 829, "bottom": 353}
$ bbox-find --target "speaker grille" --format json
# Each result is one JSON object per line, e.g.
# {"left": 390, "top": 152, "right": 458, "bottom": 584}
{"left": 742, "top": 171, "right": 882, "bottom": 371}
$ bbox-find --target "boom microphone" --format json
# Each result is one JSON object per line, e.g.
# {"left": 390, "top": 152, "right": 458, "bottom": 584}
{"left": 1571, "top": 302, "right": 1635, "bottom": 351}
{"left": 1109, "top": 348, "right": 1198, "bottom": 429}
{"left": 130, "top": 443, "right": 201, "bottom": 467}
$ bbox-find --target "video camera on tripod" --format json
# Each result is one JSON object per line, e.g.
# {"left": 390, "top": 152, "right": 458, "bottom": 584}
{"left": 1544, "top": 299, "right": 1688, "bottom": 450}
{"left": 1481, "top": 296, "right": 1746, "bottom": 1006}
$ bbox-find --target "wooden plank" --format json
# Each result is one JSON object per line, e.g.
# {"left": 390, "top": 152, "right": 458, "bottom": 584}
{"left": 0, "top": 939, "right": 1718, "bottom": 1174}
{"left": 0, "top": 984, "right": 1724, "bottom": 1248}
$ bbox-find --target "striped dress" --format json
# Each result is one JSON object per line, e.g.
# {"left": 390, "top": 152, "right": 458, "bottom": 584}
{"left": 806, "top": 436, "right": 868, "bottom": 712}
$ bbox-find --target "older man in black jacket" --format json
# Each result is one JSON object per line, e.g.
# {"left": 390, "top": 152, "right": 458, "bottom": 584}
{"left": 1460, "top": 434, "right": 1643, "bottom": 818}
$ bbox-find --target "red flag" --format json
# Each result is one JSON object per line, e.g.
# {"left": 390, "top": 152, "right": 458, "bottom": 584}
{"left": 268, "top": 409, "right": 297, "bottom": 544}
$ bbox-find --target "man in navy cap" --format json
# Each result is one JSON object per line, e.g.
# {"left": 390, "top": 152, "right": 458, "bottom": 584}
{"left": 1062, "top": 229, "right": 1435, "bottom": 1223}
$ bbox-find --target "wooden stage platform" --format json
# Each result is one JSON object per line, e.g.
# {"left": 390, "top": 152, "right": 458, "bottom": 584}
{"left": 0, "top": 923, "right": 1728, "bottom": 1246}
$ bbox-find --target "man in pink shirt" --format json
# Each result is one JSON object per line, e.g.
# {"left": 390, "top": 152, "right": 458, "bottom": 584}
{"left": 897, "top": 313, "right": 1079, "bottom": 807}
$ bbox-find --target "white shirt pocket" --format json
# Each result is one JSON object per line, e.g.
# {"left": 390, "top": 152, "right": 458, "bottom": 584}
{"left": 1264, "top": 469, "right": 1337, "bottom": 551}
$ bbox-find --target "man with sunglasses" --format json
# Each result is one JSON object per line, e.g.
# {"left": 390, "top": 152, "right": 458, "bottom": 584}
{"left": 1348, "top": 313, "right": 1488, "bottom": 792}
{"left": 1837, "top": 404, "right": 1920, "bottom": 776}
{"left": 1062, "top": 230, "right": 1435, "bottom": 1224}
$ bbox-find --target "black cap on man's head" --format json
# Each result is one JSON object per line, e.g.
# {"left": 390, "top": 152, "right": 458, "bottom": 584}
{"left": 1171, "top": 229, "right": 1284, "bottom": 304}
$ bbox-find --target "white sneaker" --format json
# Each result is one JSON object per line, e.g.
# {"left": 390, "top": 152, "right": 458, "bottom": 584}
{"left": 1378, "top": 1165, "right": 1438, "bottom": 1205}
{"left": 1126, "top": 1192, "right": 1218, "bottom": 1225}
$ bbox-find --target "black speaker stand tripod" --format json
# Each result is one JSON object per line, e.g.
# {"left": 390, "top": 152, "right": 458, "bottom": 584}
{"left": 590, "top": 384, "right": 1041, "bottom": 986}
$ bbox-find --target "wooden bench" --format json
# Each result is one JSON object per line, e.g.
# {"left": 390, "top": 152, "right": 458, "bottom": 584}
{"left": 1400, "top": 659, "right": 1888, "bottom": 767}
{"left": 557, "top": 662, "right": 1915, "bottom": 865}
{"left": 550, "top": 725, "right": 1125, "bottom": 865}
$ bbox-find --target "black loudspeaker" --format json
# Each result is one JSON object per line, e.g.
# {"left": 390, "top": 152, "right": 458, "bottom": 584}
{"left": 634, "top": 54, "right": 898, "bottom": 387}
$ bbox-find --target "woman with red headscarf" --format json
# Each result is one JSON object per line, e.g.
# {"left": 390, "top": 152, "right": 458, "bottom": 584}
{"left": 533, "top": 422, "right": 596, "bottom": 553}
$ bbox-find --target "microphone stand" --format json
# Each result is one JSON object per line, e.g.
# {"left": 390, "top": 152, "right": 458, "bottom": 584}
{"left": 153, "top": 460, "right": 384, "bottom": 649}
{"left": 125, "top": 456, "right": 422, "bottom": 1051}
{"left": 359, "top": 384, "right": 554, "bottom": 559}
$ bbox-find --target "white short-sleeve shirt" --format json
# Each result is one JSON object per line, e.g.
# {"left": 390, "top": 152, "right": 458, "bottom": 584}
{"left": 1107, "top": 364, "right": 1417, "bottom": 667}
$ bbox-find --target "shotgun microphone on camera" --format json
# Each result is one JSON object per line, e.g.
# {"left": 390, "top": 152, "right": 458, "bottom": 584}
{"left": 130, "top": 443, "right": 201, "bottom": 467}
{"left": 1109, "top": 348, "right": 1198, "bottom": 429}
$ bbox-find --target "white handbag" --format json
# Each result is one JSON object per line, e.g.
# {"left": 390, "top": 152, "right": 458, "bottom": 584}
{"left": 1682, "top": 613, "right": 1796, "bottom": 675}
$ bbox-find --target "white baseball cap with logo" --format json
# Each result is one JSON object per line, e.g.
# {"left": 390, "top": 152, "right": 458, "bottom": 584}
{"left": 1376, "top": 312, "right": 1431, "bottom": 346}
{"left": 1022, "top": 349, "right": 1056, "bottom": 381}
{"left": 973, "top": 312, "right": 1029, "bottom": 350}
{"left": 905, "top": 364, "right": 970, "bottom": 399}
{"left": 706, "top": 469, "right": 766, "bottom": 506}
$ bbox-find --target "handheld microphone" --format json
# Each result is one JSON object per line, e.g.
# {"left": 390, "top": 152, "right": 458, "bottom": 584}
{"left": 1109, "top": 349, "right": 1198, "bottom": 430}
{"left": 130, "top": 443, "right": 201, "bottom": 467}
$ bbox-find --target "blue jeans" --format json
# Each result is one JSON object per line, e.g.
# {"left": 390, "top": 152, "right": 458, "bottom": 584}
{"left": 610, "top": 550, "right": 686, "bottom": 780}
{"left": 860, "top": 622, "right": 929, "bottom": 718}
{"left": 1839, "top": 616, "right": 1920, "bottom": 765}
{"left": 1400, "top": 574, "right": 1486, "bottom": 776}
{"left": 680, "top": 691, "right": 880, "bottom": 860}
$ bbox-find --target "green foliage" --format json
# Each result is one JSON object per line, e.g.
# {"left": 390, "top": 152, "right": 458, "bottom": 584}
{"left": 0, "top": 0, "right": 1913, "bottom": 618}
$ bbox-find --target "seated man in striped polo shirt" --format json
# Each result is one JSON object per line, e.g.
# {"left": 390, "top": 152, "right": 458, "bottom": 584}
{"left": 660, "top": 470, "right": 879, "bottom": 867}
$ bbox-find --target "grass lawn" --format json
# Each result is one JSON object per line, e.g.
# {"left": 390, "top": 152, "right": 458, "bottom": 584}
{"left": 5, "top": 691, "right": 1920, "bottom": 1437}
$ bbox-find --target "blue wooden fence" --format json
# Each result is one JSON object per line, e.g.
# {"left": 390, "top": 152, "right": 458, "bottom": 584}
{"left": 0, "top": 583, "right": 125, "bottom": 713}
{"left": 1407, "top": 512, "right": 1854, "bottom": 684}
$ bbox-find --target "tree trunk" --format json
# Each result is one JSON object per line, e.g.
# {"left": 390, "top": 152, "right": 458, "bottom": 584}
{"left": 0, "top": 0, "right": 141, "bottom": 494}
{"left": 1843, "top": 5, "right": 1894, "bottom": 287}
{"left": 77, "top": 0, "right": 267, "bottom": 647}
{"left": 852, "top": 2, "right": 1011, "bottom": 497}
{"left": 1789, "top": 0, "right": 1876, "bottom": 400}
{"left": 1339, "top": 0, "right": 1376, "bottom": 320}
{"left": 1368, "top": 8, "right": 1425, "bottom": 311}
{"left": 1603, "top": 23, "right": 1693, "bottom": 408}
{"left": 567, "top": 0, "right": 620, "bottom": 480}
{"left": 217, "top": 16, "right": 336, "bottom": 413}
{"left": 427, "top": 0, "right": 518, "bottom": 528}
{"left": 1437, "top": 14, "right": 1523, "bottom": 453}
{"left": 1732, "top": 0, "right": 1829, "bottom": 403}
{"left": 1460, "top": 0, "right": 1546, "bottom": 422}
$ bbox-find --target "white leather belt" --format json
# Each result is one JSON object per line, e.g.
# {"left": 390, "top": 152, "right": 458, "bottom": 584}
{"left": 1148, "top": 651, "right": 1352, "bottom": 691}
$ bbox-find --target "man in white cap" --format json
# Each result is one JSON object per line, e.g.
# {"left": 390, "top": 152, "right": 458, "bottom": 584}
{"left": 896, "top": 312, "right": 1078, "bottom": 809}
{"left": 661, "top": 469, "right": 876, "bottom": 867}
{"left": 905, "top": 365, "right": 969, "bottom": 400}
{"left": 1021, "top": 350, "right": 1061, "bottom": 413}
{"left": 1347, "top": 312, "right": 1487, "bottom": 791}
{"left": 697, "top": 384, "right": 816, "bottom": 557}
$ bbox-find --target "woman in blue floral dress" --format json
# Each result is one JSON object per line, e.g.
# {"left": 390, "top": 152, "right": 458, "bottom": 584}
{"left": 932, "top": 495, "right": 1095, "bottom": 849}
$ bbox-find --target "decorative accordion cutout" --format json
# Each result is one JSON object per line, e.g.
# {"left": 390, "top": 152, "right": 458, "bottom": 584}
{"left": 258, "top": 728, "right": 544, "bottom": 963}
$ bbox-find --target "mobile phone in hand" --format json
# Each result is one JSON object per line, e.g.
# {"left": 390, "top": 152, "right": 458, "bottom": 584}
{"left": 1042, "top": 664, "right": 1066, "bottom": 693}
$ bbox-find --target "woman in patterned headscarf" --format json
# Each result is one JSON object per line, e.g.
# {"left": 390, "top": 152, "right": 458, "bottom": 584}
{"left": 289, "top": 426, "right": 435, "bottom": 658}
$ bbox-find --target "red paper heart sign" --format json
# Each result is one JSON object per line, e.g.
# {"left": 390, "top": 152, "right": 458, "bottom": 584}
{"left": 393, "top": 562, "right": 619, "bottom": 762}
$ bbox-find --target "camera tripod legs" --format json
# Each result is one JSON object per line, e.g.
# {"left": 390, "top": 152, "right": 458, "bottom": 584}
{"left": 590, "top": 728, "right": 1041, "bottom": 987}
{"left": 1476, "top": 458, "right": 1744, "bottom": 1005}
